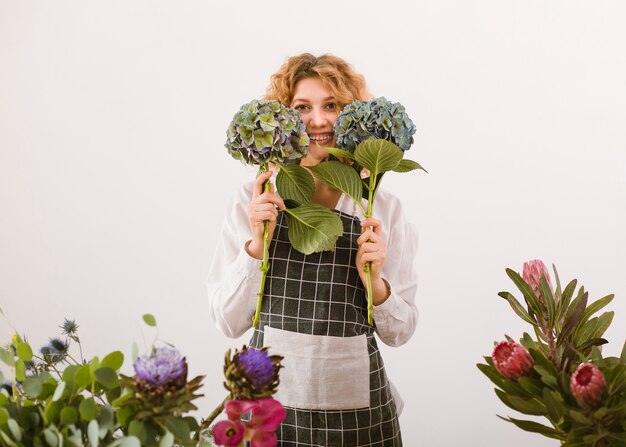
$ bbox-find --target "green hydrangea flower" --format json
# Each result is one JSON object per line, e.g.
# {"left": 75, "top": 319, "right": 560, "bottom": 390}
{"left": 225, "top": 99, "right": 309, "bottom": 165}
{"left": 334, "top": 97, "right": 416, "bottom": 153}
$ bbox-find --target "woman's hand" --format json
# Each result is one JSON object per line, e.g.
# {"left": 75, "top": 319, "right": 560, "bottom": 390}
{"left": 356, "top": 218, "right": 391, "bottom": 305}
{"left": 246, "top": 170, "right": 285, "bottom": 260}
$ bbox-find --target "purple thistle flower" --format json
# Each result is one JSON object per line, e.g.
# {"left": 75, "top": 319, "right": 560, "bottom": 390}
{"left": 133, "top": 346, "right": 187, "bottom": 386}
{"left": 234, "top": 348, "right": 275, "bottom": 388}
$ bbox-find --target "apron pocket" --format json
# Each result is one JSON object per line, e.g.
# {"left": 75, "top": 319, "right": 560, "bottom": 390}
{"left": 264, "top": 326, "right": 370, "bottom": 410}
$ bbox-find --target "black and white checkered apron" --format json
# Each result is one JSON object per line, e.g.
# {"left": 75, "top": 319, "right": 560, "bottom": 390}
{"left": 249, "top": 210, "right": 402, "bottom": 447}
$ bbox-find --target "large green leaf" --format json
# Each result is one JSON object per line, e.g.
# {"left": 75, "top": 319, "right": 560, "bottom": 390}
{"left": 353, "top": 139, "right": 403, "bottom": 178}
{"left": 283, "top": 204, "right": 343, "bottom": 254}
{"left": 0, "top": 348, "right": 14, "bottom": 366}
{"left": 391, "top": 159, "right": 426, "bottom": 173}
{"left": 16, "top": 342, "right": 33, "bottom": 362}
{"left": 100, "top": 351, "right": 124, "bottom": 371}
{"left": 142, "top": 314, "right": 157, "bottom": 327}
{"left": 276, "top": 164, "right": 315, "bottom": 204}
{"left": 94, "top": 367, "right": 119, "bottom": 389}
{"left": 308, "top": 161, "right": 363, "bottom": 206}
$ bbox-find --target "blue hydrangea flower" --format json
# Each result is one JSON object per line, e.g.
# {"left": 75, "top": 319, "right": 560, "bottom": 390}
{"left": 225, "top": 99, "right": 309, "bottom": 166}
{"left": 134, "top": 346, "right": 187, "bottom": 386}
{"left": 334, "top": 97, "right": 416, "bottom": 153}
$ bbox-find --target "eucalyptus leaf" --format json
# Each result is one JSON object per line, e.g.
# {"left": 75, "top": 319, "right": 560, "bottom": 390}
{"left": 0, "top": 408, "right": 8, "bottom": 426}
{"left": 94, "top": 367, "right": 119, "bottom": 389}
{"left": 100, "top": 351, "right": 124, "bottom": 371}
{"left": 52, "top": 381, "right": 66, "bottom": 402}
{"left": 308, "top": 161, "right": 363, "bottom": 207}
{"left": 43, "top": 427, "right": 58, "bottom": 447}
{"left": 88, "top": 419, "right": 99, "bottom": 447}
{"left": 16, "top": 342, "right": 33, "bottom": 362}
{"left": 353, "top": 139, "right": 403, "bottom": 178}
{"left": 283, "top": 205, "right": 343, "bottom": 254}
{"left": 159, "top": 431, "right": 175, "bottom": 447}
{"left": 15, "top": 359, "right": 25, "bottom": 381}
{"left": 23, "top": 376, "right": 43, "bottom": 398}
{"left": 164, "top": 417, "right": 191, "bottom": 441}
{"left": 75, "top": 364, "right": 92, "bottom": 388}
{"left": 60, "top": 406, "right": 78, "bottom": 425}
{"left": 7, "top": 419, "right": 21, "bottom": 441}
{"left": 142, "top": 314, "right": 157, "bottom": 327}
{"left": 0, "top": 348, "right": 15, "bottom": 367}
{"left": 276, "top": 164, "right": 315, "bottom": 204}
{"left": 79, "top": 398, "right": 97, "bottom": 421}
{"left": 391, "top": 159, "right": 426, "bottom": 173}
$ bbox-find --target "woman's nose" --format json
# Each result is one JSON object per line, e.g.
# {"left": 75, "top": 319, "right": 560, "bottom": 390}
{"left": 309, "top": 108, "right": 327, "bottom": 128}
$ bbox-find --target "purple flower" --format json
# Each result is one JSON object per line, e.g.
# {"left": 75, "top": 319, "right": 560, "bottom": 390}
{"left": 133, "top": 346, "right": 187, "bottom": 386}
{"left": 234, "top": 348, "right": 275, "bottom": 388}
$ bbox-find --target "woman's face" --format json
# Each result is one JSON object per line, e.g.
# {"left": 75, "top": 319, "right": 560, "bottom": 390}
{"left": 291, "top": 77, "right": 339, "bottom": 166}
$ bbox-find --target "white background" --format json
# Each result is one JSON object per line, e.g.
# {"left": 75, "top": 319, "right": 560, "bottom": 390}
{"left": 1, "top": 1, "right": 625, "bottom": 446}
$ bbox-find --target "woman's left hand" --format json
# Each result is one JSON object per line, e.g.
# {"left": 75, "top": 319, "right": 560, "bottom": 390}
{"left": 356, "top": 218, "right": 390, "bottom": 304}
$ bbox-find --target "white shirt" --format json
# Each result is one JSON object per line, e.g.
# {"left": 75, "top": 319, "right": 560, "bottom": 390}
{"left": 207, "top": 180, "right": 419, "bottom": 347}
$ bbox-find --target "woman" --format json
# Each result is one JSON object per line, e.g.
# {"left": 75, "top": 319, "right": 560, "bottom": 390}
{"left": 208, "top": 53, "right": 418, "bottom": 446}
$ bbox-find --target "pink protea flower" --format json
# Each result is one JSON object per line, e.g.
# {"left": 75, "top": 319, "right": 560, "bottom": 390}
{"left": 570, "top": 363, "right": 606, "bottom": 409}
{"left": 522, "top": 259, "right": 553, "bottom": 302}
{"left": 212, "top": 419, "right": 245, "bottom": 446}
{"left": 225, "top": 399, "right": 259, "bottom": 421}
{"left": 492, "top": 341, "right": 534, "bottom": 380}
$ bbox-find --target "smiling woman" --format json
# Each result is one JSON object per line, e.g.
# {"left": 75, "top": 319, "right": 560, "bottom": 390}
{"left": 207, "top": 53, "right": 419, "bottom": 446}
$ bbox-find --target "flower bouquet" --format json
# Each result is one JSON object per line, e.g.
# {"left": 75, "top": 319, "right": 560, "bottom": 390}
{"left": 0, "top": 313, "right": 206, "bottom": 446}
{"left": 478, "top": 260, "right": 626, "bottom": 446}
{"left": 225, "top": 99, "right": 344, "bottom": 327}
{"left": 308, "top": 97, "right": 425, "bottom": 324}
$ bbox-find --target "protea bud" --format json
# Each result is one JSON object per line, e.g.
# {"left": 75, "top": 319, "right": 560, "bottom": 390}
{"left": 570, "top": 363, "right": 606, "bottom": 409}
{"left": 522, "top": 259, "right": 552, "bottom": 302}
{"left": 223, "top": 346, "right": 283, "bottom": 400}
{"left": 492, "top": 341, "right": 534, "bottom": 380}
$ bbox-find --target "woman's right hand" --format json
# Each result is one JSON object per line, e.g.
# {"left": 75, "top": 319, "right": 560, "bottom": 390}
{"left": 246, "top": 170, "right": 285, "bottom": 260}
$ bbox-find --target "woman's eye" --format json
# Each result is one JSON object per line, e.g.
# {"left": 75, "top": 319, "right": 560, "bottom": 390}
{"left": 294, "top": 104, "right": 309, "bottom": 111}
{"left": 325, "top": 103, "right": 337, "bottom": 110}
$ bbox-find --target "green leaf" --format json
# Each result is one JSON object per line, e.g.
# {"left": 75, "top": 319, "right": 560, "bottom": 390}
{"left": 60, "top": 406, "right": 78, "bottom": 425}
{"left": 353, "top": 139, "right": 403, "bottom": 178}
{"left": 559, "top": 291, "right": 588, "bottom": 343}
{"left": 165, "top": 417, "right": 191, "bottom": 441}
{"left": 52, "top": 381, "right": 66, "bottom": 402}
{"left": 557, "top": 279, "right": 578, "bottom": 323}
{"left": 308, "top": 161, "right": 363, "bottom": 206}
{"left": 580, "top": 294, "right": 614, "bottom": 326}
{"left": 621, "top": 340, "right": 626, "bottom": 363}
{"left": 0, "top": 408, "right": 9, "bottom": 426}
{"left": 75, "top": 363, "right": 92, "bottom": 388}
{"left": 542, "top": 388, "right": 565, "bottom": 423}
{"left": 79, "top": 397, "right": 97, "bottom": 421}
{"left": 0, "top": 431, "right": 18, "bottom": 447}
{"left": 142, "top": 313, "right": 157, "bottom": 327}
{"left": 16, "top": 342, "right": 33, "bottom": 362}
{"left": 159, "top": 431, "right": 175, "bottom": 447}
{"left": 0, "top": 348, "right": 15, "bottom": 367}
{"left": 88, "top": 419, "right": 99, "bottom": 447}
{"left": 276, "top": 164, "right": 315, "bottom": 205}
{"left": 391, "top": 159, "right": 427, "bottom": 173}
{"left": 495, "top": 389, "right": 545, "bottom": 415}
{"left": 500, "top": 416, "right": 563, "bottom": 440}
{"left": 15, "top": 359, "right": 25, "bottom": 381}
{"left": 505, "top": 268, "right": 544, "bottom": 317}
{"left": 539, "top": 277, "right": 556, "bottom": 327}
{"left": 100, "top": 351, "right": 124, "bottom": 371}
{"left": 498, "top": 292, "right": 537, "bottom": 325}
{"left": 128, "top": 420, "right": 147, "bottom": 443}
{"left": 7, "top": 419, "right": 21, "bottom": 441}
{"left": 94, "top": 367, "right": 119, "bottom": 389}
{"left": 283, "top": 204, "right": 344, "bottom": 254}
{"left": 23, "top": 376, "right": 44, "bottom": 398}
{"left": 321, "top": 146, "right": 355, "bottom": 160}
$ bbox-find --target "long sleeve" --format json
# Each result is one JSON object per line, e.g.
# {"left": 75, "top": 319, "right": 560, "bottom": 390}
{"left": 368, "top": 191, "right": 419, "bottom": 347}
{"left": 207, "top": 182, "right": 261, "bottom": 338}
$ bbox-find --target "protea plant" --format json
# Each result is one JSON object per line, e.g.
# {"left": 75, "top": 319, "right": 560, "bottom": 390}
{"left": 478, "top": 261, "right": 626, "bottom": 446}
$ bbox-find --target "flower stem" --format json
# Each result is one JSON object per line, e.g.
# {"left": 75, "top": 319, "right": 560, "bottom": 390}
{"left": 252, "top": 164, "right": 271, "bottom": 328}
{"left": 364, "top": 175, "right": 376, "bottom": 325}
{"left": 198, "top": 392, "right": 232, "bottom": 436}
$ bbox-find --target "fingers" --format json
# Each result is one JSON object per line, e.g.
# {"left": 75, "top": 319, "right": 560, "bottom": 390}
{"left": 253, "top": 170, "right": 274, "bottom": 198}
{"left": 361, "top": 218, "right": 383, "bottom": 235}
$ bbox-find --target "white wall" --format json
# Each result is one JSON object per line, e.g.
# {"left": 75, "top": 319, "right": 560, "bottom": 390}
{"left": 1, "top": 1, "right": 625, "bottom": 446}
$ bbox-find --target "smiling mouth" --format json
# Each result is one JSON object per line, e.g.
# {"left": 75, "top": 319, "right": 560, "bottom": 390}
{"left": 309, "top": 133, "right": 334, "bottom": 145}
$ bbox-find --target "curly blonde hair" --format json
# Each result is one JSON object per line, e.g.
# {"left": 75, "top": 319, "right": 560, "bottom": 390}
{"left": 265, "top": 53, "right": 371, "bottom": 108}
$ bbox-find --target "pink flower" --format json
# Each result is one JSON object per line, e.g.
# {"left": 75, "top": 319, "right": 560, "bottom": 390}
{"left": 248, "top": 398, "right": 286, "bottom": 432}
{"left": 248, "top": 428, "right": 278, "bottom": 447}
{"left": 212, "top": 419, "right": 245, "bottom": 446}
{"left": 225, "top": 399, "right": 259, "bottom": 421}
{"left": 522, "top": 259, "right": 552, "bottom": 302}
{"left": 570, "top": 363, "right": 606, "bottom": 409}
{"left": 492, "top": 341, "right": 534, "bottom": 380}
